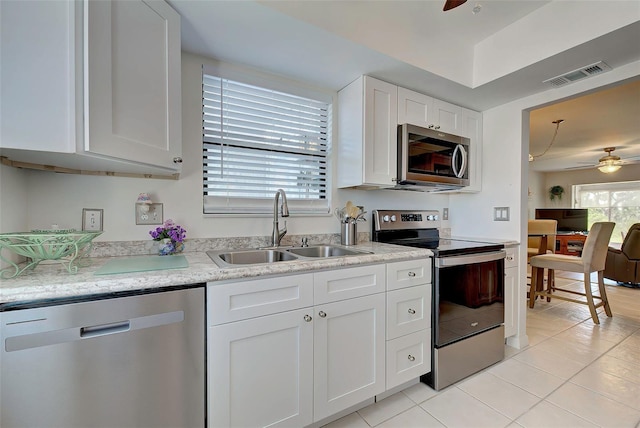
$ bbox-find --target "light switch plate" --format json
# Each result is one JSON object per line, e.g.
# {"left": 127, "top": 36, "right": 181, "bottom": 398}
{"left": 493, "top": 207, "right": 510, "bottom": 221}
{"left": 82, "top": 208, "right": 103, "bottom": 231}
{"left": 135, "top": 203, "right": 163, "bottom": 225}
{"left": 443, "top": 208, "right": 449, "bottom": 220}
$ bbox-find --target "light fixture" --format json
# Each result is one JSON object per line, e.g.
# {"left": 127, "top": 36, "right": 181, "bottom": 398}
{"left": 529, "top": 119, "right": 564, "bottom": 161}
{"left": 597, "top": 147, "right": 622, "bottom": 173}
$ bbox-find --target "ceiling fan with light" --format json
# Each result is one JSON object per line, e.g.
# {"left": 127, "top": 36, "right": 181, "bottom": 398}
{"left": 597, "top": 147, "right": 622, "bottom": 173}
{"left": 567, "top": 146, "right": 640, "bottom": 173}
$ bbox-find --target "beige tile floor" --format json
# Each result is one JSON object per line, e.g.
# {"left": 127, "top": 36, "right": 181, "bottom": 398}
{"left": 324, "top": 272, "right": 640, "bottom": 428}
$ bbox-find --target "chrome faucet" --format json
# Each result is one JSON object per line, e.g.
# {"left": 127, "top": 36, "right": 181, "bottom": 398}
{"left": 271, "top": 189, "right": 289, "bottom": 247}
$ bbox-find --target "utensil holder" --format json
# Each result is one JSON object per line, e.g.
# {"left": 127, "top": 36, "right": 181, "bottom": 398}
{"left": 341, "top": 222, "right": 357, "bottom": 246}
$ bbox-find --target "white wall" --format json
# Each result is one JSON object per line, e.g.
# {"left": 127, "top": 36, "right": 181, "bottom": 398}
{"left": 0, "top": 52, "right": 450, "bottom": 242}
{"left": 527, "top": 169, "right": 546, "bottom": 218}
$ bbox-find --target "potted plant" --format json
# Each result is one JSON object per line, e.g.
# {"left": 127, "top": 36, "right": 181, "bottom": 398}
{"left": 549, "top": 185, "right": 564, "bottom": 201}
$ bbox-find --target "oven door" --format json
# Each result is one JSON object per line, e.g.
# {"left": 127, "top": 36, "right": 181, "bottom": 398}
{"left": 434, "top": 251, "right": 505, "bottom": 348}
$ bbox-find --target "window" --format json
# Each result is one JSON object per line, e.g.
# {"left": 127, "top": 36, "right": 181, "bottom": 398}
{"left": 574, "top": 181, "right": 640, "bottom": 244}
{"left": 202, "top": 73, "right": 331, "bottom": 214}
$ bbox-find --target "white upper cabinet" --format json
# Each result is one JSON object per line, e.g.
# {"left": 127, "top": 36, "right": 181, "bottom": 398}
{"left": 398, "top": 87, "right": 463, "bottom": 135}
{"left": 459, "top": 108, "right": 483, "bottom": 192}
{"left": 338, "top": 76, "right": 398, "bottom": 189}
{"left": 85, "top": 0, "right": 182, "bottom": 171}
{"left": 0, "top": 0, "right": 182, "bottom": 177}
{"left": 337, "top": 77, "right": 480, "bottom": 191}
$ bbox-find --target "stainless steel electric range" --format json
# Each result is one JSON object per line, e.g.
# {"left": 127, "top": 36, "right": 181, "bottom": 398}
{"left": 372, "top": 210, "right": 506, "bottom": 390}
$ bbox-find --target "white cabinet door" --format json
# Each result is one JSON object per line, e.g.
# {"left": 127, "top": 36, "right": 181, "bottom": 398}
{"left": 337, "top": 76, "right": 397, "bottom": 189}
{"left": 432, "top": 99, "right": 463, "bottom": 135}
{"left": 398, "top": 88, "right": 462, "bottom": 135}
{"left": 397, "top": 87, "right": 434, "bottom": 129}
{"left": 458, "top": 108, "right": 483, "bottom": 192}
{"left": 313, "top": 293, "right": 386, "bottom": 421}
{"left": 386, "top": 329, "right": 431, "bottom": 390}
{"left": 0, "top": 0, "right": 77, "bottom": 152}
{"left": 504, "top": 246, "right": 519, "bottom": 338}
{"left": 363, "top": 77, "right": 398, "bottom": 187}
{"left": 387, "top": 285, "right": 431, "bottom": 339}
{"left": 85, "top": 0, "right": 182, "bottom": 171}
{"left": 209, "top": 308, "right": 314, "bottom": 428}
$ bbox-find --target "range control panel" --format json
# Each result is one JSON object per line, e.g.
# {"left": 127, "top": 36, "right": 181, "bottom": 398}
{"left": 373, "top": 210, "right": 441, "bottom": 231}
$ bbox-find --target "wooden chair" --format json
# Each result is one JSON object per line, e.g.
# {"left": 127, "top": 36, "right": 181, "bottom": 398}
{"left": 527, "top": 219, "right": 557, "bottom": 297}
{"left": 529, "top": 222, "right": 615, "bottom": 324}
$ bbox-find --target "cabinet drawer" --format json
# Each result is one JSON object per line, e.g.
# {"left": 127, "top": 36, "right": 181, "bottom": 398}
{"left": 387, "top": 285, "right": 431, "bottom": 339}
{"left": 387, "top": 259, "right": 431, "bottom": 291}
{"left": 208, "top": 274, "right": 314, "bottom": 325}
{"left": 386, "top": 329, "right": 431, "bottom": 390}
{"left": 314, "top": 264, "right": 385, "bottom": 304}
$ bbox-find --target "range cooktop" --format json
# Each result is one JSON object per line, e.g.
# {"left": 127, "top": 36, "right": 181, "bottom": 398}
{"left": 371, "top": 210, "right": 504, "bottom": 256}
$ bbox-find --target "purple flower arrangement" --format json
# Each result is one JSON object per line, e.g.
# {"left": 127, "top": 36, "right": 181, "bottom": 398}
{"left": 150, "top": 219, "right": 186, "bottom": 255}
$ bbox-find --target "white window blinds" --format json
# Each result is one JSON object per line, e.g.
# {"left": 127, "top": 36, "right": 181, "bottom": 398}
{"left": 203, "top": 74, "right": 331, "bottom": 214}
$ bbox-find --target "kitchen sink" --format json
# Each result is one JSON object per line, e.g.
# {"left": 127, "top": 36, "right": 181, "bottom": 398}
{"left": 286, "top": 245, "right": 370, "bottom": 258}
{"left": 207, "top": 244, "right": 371, "bottom": 267}
{"left": 207, "top": 249, "right": 298, "bottom": 267}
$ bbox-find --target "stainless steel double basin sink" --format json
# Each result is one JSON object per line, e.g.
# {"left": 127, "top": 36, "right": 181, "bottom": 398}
{"left": 207, "top": 245, "right": 371, "bottom": 268}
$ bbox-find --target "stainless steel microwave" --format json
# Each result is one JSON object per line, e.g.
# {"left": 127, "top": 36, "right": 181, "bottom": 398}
{"left": 396, "top": 123, "right": 470, "bottom": 191}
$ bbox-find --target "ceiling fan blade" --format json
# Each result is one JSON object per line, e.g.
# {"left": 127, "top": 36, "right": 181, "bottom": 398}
{"left": 443, "top": 0, "right": 467, "bottom": 11}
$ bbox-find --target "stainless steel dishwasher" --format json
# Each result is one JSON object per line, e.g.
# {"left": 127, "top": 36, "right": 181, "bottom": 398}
{"left": 0, "top": 286, "right": 205, "bottom": 428}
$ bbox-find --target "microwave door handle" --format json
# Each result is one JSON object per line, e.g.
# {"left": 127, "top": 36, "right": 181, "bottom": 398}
{"left": 452, "top": 145, "right": 461, "bottom": 177}
{"left": 457, "top": 144, "right": 468, "bottom": 178}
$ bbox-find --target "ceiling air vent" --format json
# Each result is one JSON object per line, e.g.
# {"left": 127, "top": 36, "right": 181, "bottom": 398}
{"left": 543, "top": 61, "right": 611, "bottom": 88}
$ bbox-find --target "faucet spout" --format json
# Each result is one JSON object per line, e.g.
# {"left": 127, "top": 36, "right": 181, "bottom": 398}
{"left": 271, "top": 189, "right": 289, "bottom": 247}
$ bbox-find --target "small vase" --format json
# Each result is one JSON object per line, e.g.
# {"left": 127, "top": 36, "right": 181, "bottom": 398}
{"left": 158, "top": 238, "right": 175, "bottom": 256}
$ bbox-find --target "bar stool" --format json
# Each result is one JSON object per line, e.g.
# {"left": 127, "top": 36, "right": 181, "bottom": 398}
{"left": 529, "top": 222, "right": 615, "bottom": 324}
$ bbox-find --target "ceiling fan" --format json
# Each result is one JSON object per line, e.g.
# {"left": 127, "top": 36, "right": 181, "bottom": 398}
{"left": 567, "top": 147, "right": 640, "bottom": 173}
{"left": 443, "top": 0, "right": 467, "bottom": 11}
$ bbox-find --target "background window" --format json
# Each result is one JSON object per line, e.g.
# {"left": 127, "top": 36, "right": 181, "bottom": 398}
{"left": 574, "top": 181, "right": 640, "bottom": 244}
{"left": 203, "top": 74, "right": 331, "bottom": 214}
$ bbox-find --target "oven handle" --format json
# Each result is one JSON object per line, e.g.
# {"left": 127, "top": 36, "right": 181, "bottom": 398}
{"left": 436, "top": 250, "right": 505, "bottom": 268}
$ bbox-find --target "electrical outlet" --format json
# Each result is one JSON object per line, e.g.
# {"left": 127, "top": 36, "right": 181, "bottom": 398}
{"left": 135, "top": 203, "right": 163, "bottom": 225}
{"left": 443, "top": 208, "right": 449, "bottom": 220}
{"left": 82, "top": 208, "right": 103, "bottom": 231}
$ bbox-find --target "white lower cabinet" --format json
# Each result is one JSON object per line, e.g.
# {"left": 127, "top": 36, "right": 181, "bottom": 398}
{"left": 386, "top": 329, "right": 431, "bottom": 388}
{"left": 208, "top": 265, "right": 387, "bottom": 428}
{"left": 385, "top": 259, "right": 432, "bottom": 390}
{"left": 504, "top": 245, "right": 519, "bottom": 338}
{"left": 209, "top": 308, "right": 314, "bottom": 428}
{"left": 313, "top": 293, "right": 386, "bottom": 421}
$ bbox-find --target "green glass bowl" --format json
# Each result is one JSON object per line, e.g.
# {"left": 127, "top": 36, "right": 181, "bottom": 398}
{"left": 0, "top": 230, "right": 102, "bottom": 278}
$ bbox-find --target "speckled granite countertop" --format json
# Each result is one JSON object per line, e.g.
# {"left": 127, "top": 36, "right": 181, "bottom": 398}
{"left": 0, "top": 242, "right": 431, "bottom": 308}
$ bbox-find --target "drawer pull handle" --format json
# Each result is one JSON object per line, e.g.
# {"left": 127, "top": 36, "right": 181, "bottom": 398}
{"left": 318, "top": 311, "right": 327, "bottom": 318}
{"left": 471, "top": 322, "right": 479, "bottom": 327}
{"left": 408, "top": 308, "right": 416, "bottom": 315}
{"left": 304, "top": 315, "right": 312, "bottom": 322}
{"left": 408, "top": 355, "right": 416, "bottom": 361}
{"left": 408, "top": 272, "right": 416, "bottom": 277}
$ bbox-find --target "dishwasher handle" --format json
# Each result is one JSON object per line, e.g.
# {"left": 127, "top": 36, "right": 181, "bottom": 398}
{"left": 80, "top": 320, "right": 130, "bottom": 338}
{"left": 5, "top": 310, "right": 184, "bottom": 352}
